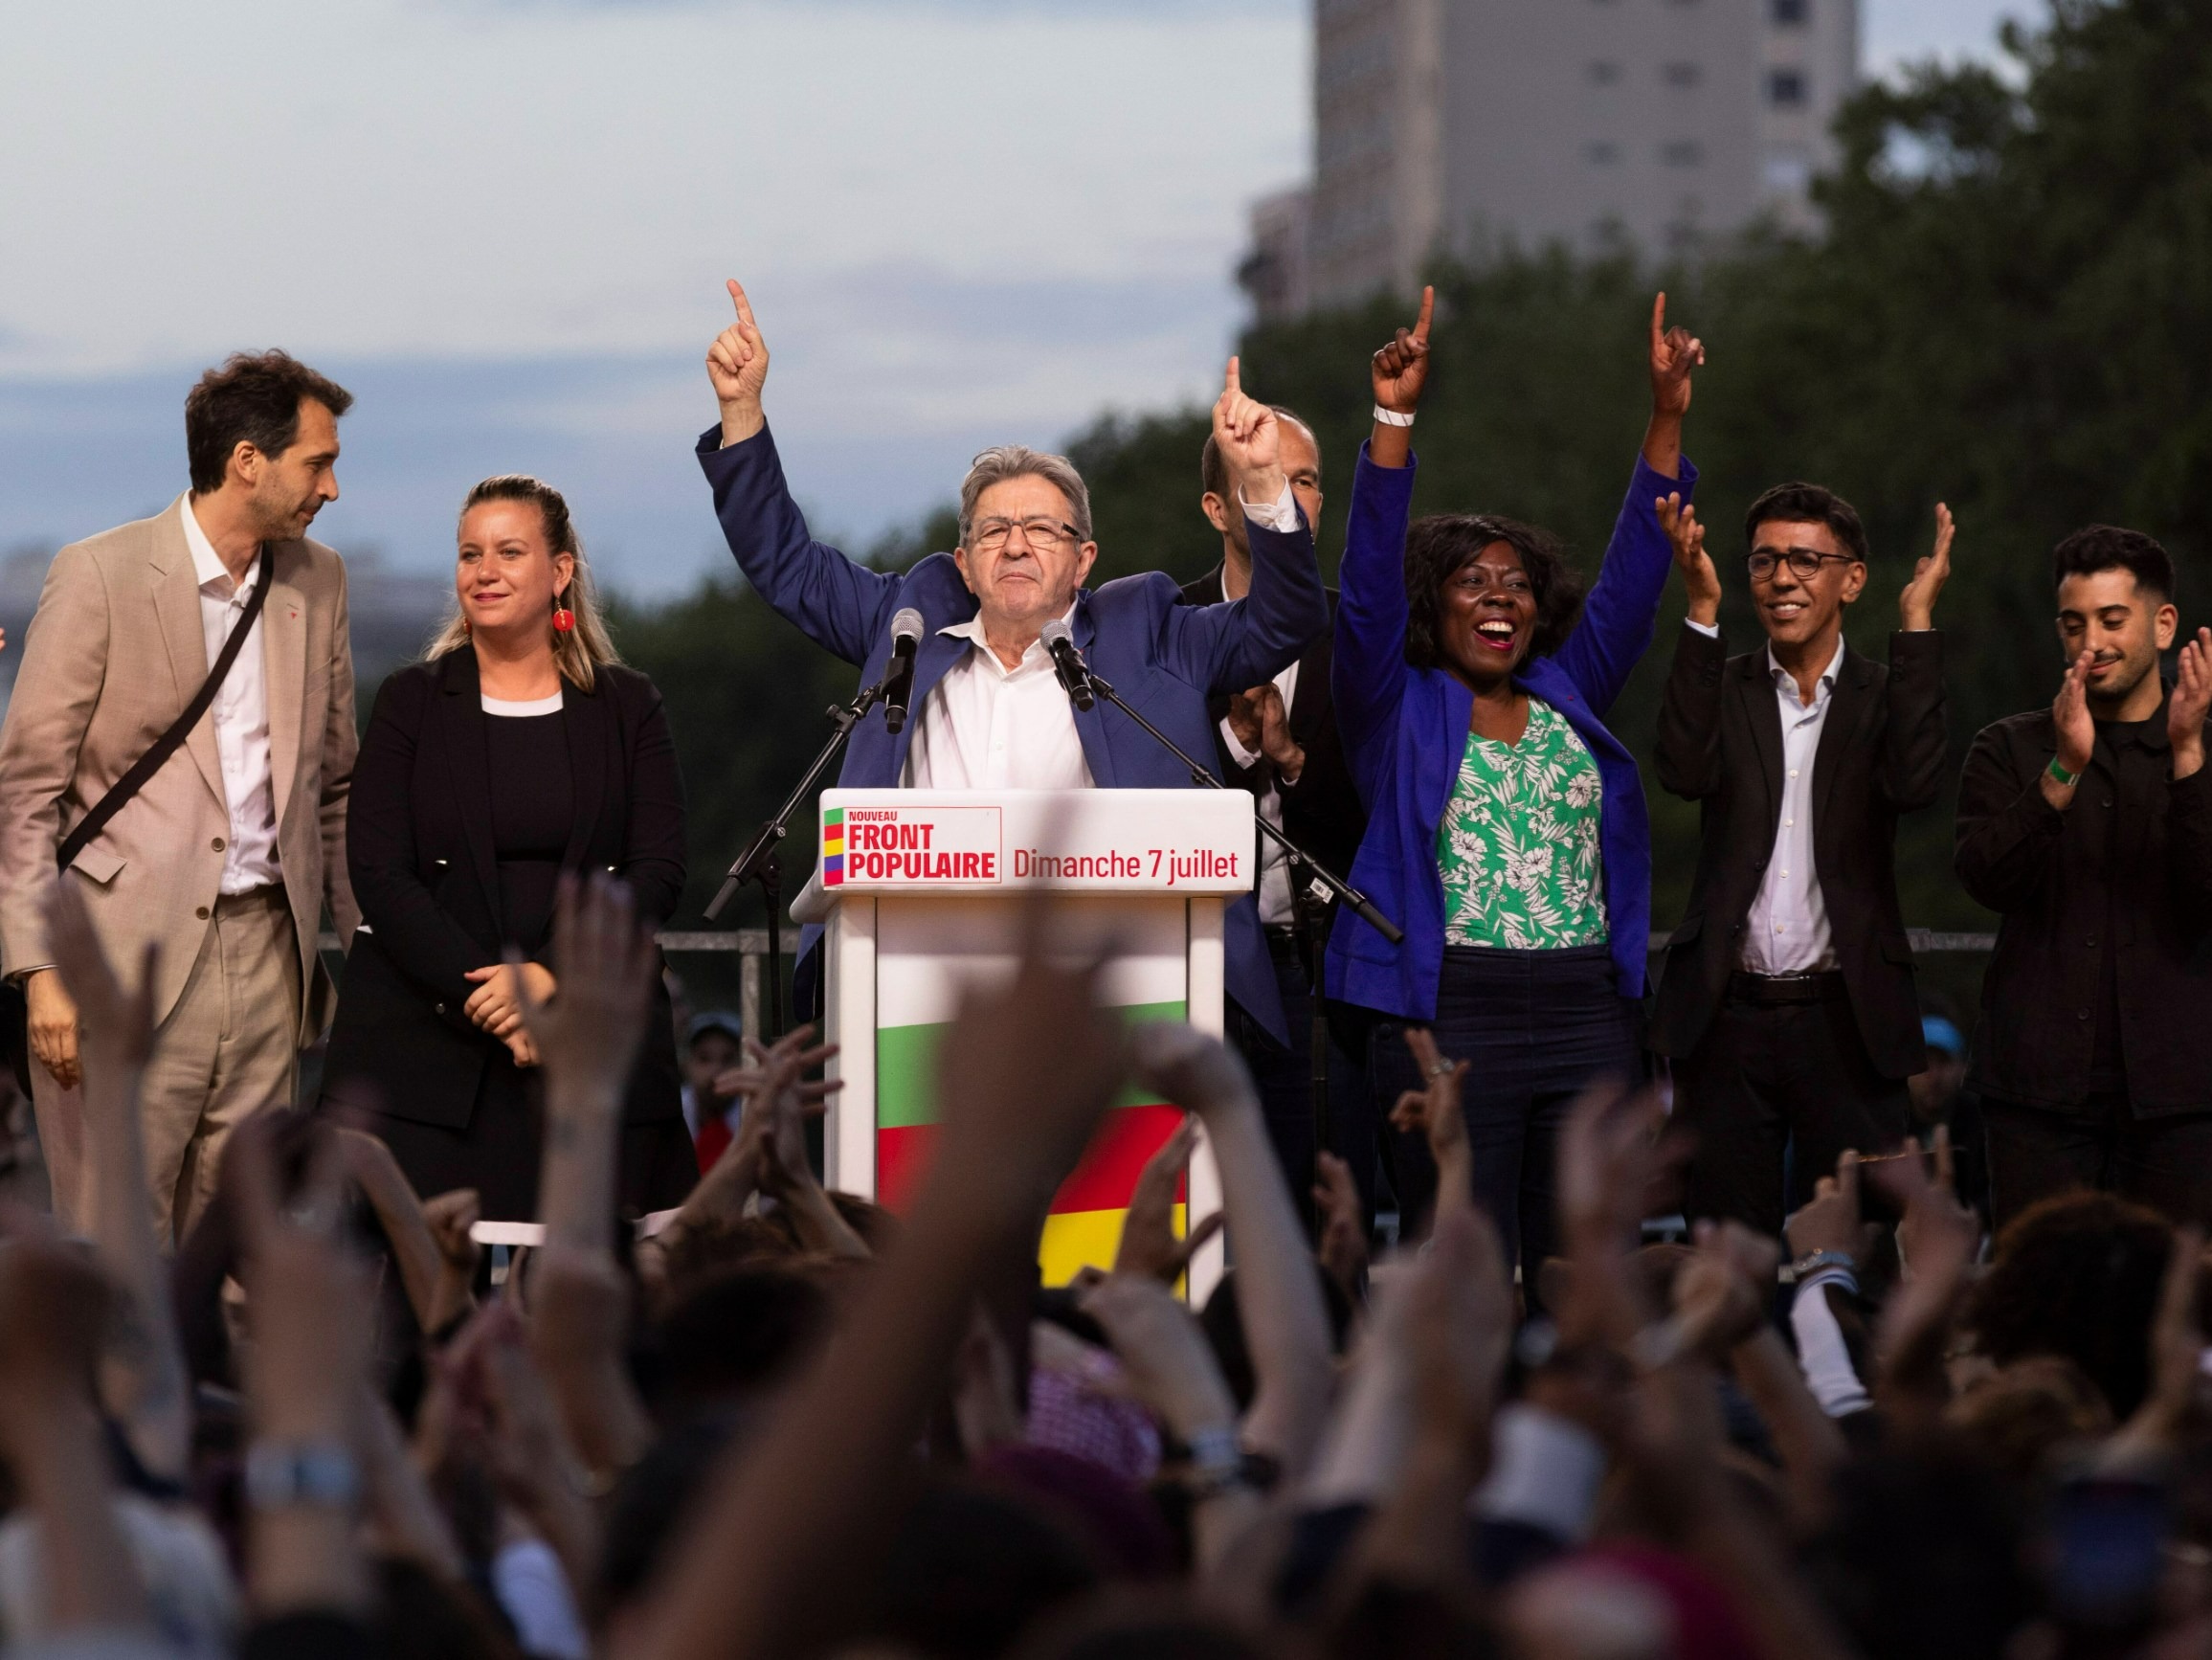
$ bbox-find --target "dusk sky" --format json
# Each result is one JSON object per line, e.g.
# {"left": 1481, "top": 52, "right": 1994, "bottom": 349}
{"left": 0, "top": 0, "right": 2032, "bottom": 598}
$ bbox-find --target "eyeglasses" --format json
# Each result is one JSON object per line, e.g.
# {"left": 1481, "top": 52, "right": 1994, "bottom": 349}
{"left": 971, "top": 516, "right": 1078, "bottom": 553}
{"left": 1747, "top": 549, "right": 1856, "bottom": 582}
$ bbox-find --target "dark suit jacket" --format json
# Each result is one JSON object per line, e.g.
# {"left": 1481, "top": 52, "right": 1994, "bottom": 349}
{"left": 1648, "top": 624, "right": 1947, "bottom": 1079}
{"left": 1174, "top": 568, "right": 1368, "bottom": 905}
{"left": 697, "top": 423, "right": 1327, "bottom": 1044}
{"left": 323, "top": 650, "right": 687, "bottom": 1130}
{"left": 1955, "top": 695, "right": 2212, "bottom": 1114}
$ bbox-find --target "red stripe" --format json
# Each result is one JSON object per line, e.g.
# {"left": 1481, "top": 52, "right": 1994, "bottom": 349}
{"left": 873, "top": 1102, "right": 1186, "bottom": 1218}
{"left": 1050, "top": 1102, "right": 1185, "bottom": 1215}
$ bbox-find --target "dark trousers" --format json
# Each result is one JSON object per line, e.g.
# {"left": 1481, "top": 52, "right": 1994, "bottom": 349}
{"left": 1369, "top": 945, "right": 1637, "bottom": 1281}
{"left": 1225, "top": 932, "right": 1375, "bottom": 1229}
{"left": 1982, "top": 1093, "right": 2212, "bottom": 1232}
{"left": 1675, "top": 975, "right": 1910, "bottom": 1239}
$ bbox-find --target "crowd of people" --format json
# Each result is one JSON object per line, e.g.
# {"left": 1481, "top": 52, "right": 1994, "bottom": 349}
{"left": 0, "top": 272, "right": 2205, "bottom": 1657}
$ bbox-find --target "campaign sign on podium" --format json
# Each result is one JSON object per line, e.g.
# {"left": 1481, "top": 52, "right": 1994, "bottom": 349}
{"left": 798, "top": 789, "right": 1253, "bottom": 1294}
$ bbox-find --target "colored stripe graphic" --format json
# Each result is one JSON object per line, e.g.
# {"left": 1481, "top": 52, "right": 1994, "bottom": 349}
{"left": 875, "top": 999, "right": 1190, "bottom": 1283}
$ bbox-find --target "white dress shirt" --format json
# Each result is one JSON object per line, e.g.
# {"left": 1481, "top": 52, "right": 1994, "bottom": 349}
{"left": 1220, "top": 659, "right": 1300, "bottom": 926}
{"left": 905, "top": 482, "right": 1302, "bottom": 795}
{"left": 180, "top": 500, "right": 281, "bottom": 894}
{"left": 1687, "top": 622, "right": 1844, "bottom": 974}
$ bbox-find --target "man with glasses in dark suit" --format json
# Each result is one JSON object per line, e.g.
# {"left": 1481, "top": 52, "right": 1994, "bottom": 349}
{"left": 1647, "top": 482, "right": 1956, "bottom": 1236}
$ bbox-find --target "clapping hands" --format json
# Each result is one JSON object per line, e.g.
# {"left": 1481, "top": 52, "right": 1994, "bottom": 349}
{"left": 1898, "top": 504, "right": 1956, "bottom": 632}
{"left": 1657, "top": 492, "right": 1721, "bottom": 628}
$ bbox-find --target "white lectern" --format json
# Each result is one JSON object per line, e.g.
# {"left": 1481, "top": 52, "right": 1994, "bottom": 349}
{"left": 795, "top": 788, "right": 1254, "bottom": 1295}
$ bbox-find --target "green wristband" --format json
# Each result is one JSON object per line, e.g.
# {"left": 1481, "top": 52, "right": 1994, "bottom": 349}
{"left": 2047, "top": 756, "right": 2082, "bottom": 788}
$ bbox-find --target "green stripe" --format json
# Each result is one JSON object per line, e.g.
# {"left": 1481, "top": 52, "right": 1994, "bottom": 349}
{"left": 876, "top": 998, "right": 1187, "bottom": 1130}
{"left": 825, "top": 807, "right": 844, "bottom": 826}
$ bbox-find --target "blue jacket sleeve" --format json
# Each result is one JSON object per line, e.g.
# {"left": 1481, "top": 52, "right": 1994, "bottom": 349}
{"left": 695, "top": 424, "right": 900, "bottom": 667}
{"left": 1547, "top": 454, "right": 1698, "bottom": 720}
{"left": 1331, "top": 444, "right": 1419, "bottom": 801}
{"left": 1158, "top": 509, "right": 1329, "bottom": 694}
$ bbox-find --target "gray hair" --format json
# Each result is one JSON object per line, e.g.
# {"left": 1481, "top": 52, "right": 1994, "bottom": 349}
{"left": 957, "top": 445, "right": 1093, "bottom": 546}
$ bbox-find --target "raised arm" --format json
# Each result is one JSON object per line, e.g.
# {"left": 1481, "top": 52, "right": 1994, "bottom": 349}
{"left": 1548, "top": 294, "right": 1703, "bottom": 716}
{"left": 1882, "top": 504, "right": 1955, "bottom": 811}
{"left": 1331, "top": 289, "right": 1432, "bottom": 792}
{"left": 1652, "top": 497, "right": 1728, "bottom": 800}
{"left": 1165, "top": 358, "right": 1328, "bottom": 695}
{"left": 698, "top": 280, "right": 901, "bottom": 665}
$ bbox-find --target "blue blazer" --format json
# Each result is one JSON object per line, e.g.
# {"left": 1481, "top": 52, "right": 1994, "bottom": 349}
{"left": 698, "top": 425, "right": 1329, "bottom": 1043}
{"left": 1324, "top": 443, "right": 1697, "bottom": 1022}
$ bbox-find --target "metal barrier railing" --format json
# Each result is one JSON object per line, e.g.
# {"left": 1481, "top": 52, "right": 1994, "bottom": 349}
{"left": 323, "top": 926, "right": 2000, "bottom": 1044}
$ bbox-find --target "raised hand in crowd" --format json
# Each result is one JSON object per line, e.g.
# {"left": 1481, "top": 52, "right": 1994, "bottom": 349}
{"left": 43, "top": 883, "right": 190, "bottom": 1486}
{"left": 1658, "top": 491, "right": 1722, "bottom": 627}
{"left": 1111, "top": 1110, "right": 1222, "bottom": 1286}
{"left": 1899, "top": 501, "right": 1957, "bottom": 631}
{"left": 629, "top": 888, "right": 1128, "bottom": 1660}
{"left": 1132, "top": 1021, "right": 1334, "bottom": 1481}
{"left": 707, "top": 278, "right": 771, "bottom": 447}
{"left": 516, "top": 871, "right": 659, "bottom": 1255}
{"left": 2104, "top": 1225, "right": 2211, "bottom": 1468}
{"left": 0, "top": 1208, "right": 149, "bottom": 1641}
{"left": 1312, "top": 1150, "right": 1370, "bottom": 1307}
{"left": 2170, "top": 623, "right": 2212, "bottom": 779}
{"left": 1866, "top": 1130, "right": 1980, "bottom": 1425}
{"left": 1388, "top": 1025, "right": 1472, "bottom": 1230}
{"left": 1368, "top": 281, "right": 1433, "bottom": 468}
{"left": 1212, "top": 356, "right": 1286, "bottom": 506}
{"left": 420, "top": 1186, "right": 482, "bottom": 1334}
{"left": 334, "top": 1124, "right": 459, "bottom": 1336}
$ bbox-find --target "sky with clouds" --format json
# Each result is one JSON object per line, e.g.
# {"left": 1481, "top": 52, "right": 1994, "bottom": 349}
{"left": 0, "top": 0, "right": 2031, "bottom": 597}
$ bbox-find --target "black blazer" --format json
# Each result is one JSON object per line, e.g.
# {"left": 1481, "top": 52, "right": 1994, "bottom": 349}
{"left": 323, "top": 650, "right": 686, "bottom": 1130}
{"left": 1647, "top": 624, "right": 1947, "bottom": 1079}
{"left": 1955, "top": 696, "right": 2212, "bottom": 1114}
{"left": 1175, "top": 568, "right": 1368, "bottom": 907}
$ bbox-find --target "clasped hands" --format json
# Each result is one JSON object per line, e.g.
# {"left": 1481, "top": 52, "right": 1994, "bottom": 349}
{"left": 463, "top": 960, "right": 555, "bottom": 1067}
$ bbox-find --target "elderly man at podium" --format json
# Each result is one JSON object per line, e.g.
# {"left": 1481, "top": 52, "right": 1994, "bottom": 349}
{"left": 696, "top": 280, "right": 1325, "bottom": 1046}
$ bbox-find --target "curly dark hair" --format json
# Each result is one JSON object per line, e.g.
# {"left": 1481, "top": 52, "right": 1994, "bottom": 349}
{"left": 183, "top": 349, "right": 353, "bottom": 495}
{"left": 2053, "top": 524, "right": 2177, "bottom": 600}
{"left": 1402, "top": 514, "right": 1584, "bottom": 671}
{"left": 1968, "top": 1190, "right": 2178, "bottom": 1420}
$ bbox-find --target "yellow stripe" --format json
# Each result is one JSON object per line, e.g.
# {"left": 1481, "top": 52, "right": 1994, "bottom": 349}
{"left": 1038, "top": 1204, "right": 1186, "bottom": 1289}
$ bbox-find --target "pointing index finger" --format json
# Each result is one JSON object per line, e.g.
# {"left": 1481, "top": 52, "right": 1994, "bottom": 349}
{"left": 1651, "top": 290, "right": 1667, "bottom": 351}
{"left": 1412, "top": 283, "right": 1435, "bottom": 347}
{"left": 1224, "top": 355, "right": 1243, "bottom": 401}
{"left": 726, "top": 278, "right": 757, "bottom": 331}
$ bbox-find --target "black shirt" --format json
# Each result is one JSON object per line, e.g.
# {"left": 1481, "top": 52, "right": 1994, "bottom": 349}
{"left": 1956, "top": 691, "right": 2212, "bottom": 1115}
{"left": 483, "top": 703, "right": 573, "bottom": 952}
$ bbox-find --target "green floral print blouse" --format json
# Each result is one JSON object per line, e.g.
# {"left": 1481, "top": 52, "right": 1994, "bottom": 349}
{"left": 1435, "top": 699, "right": 1608, "bottom": 951}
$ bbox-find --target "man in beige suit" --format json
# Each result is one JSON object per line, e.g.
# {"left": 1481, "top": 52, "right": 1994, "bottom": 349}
{"left": 0, "top": 350, "right": 362, "bottom": 1241}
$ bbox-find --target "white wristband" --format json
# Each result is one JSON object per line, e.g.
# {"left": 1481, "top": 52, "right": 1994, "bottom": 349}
{"left": 1372, "top": 405, "right": 1416, "bottom": 428}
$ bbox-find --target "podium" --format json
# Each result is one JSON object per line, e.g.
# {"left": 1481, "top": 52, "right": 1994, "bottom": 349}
{"left": 794, "top": 788, "right": 1254, "bottom": 1295}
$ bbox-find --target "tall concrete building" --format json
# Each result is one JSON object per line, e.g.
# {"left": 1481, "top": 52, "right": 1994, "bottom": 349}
{"left": 1245, "top": 0, "right": 1859, "bottom": 319}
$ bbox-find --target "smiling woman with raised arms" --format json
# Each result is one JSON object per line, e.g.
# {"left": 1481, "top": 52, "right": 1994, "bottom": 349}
{"left": 1327, "top": 289, "right": 1707, "bottom": 1286}
{"left": 319, "top": 475, "right": 694, "bottom": 1223}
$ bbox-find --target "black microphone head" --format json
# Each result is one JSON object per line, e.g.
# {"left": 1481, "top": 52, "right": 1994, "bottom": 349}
{"left": 890, "top": 607, "right": 926, "bottom": 648}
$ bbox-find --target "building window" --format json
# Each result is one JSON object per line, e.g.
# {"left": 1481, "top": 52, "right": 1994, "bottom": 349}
{"left": 1585, "top": 141, "right": 1622, "bottom": 165}
{"left": 1588, "top": 60, "right": 1621, "bottom": 85}
{"left": 1663, "top": 61, "right": 1701, "bottom": 87}
{"left": 1661, "top": 140, "right": 1705, "bottom": 168}
{"left": 1768, "top": 69, "right": 1807, "bottom": 105}
{"left": 1773, "top": 0, "right": 1809, "bottom": 22}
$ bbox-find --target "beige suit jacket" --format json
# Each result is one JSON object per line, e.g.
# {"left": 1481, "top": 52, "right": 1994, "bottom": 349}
{"left": 0, "top": 497, "right": 362, "bottom": 1045}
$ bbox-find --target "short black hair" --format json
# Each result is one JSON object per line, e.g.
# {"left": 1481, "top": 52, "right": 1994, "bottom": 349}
{"left": 1403, "top": 514, "right": 1584, "bottom": 669}
{"left": 1199, "top": 406, "right": 1316, "bottom": 501}
{"left": 2053, "top": 524, "right": 2176, "bottom": 601}
{"left": 1745, "top": 482, "right": 1869, "bottom": 564}
{"left": 184, "top": 350, "right": 354, "bottom": 494}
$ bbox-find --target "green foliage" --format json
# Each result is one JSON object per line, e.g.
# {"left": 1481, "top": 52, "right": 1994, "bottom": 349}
{"left": 609, "top": 0, "right": 2212, "bottom": 1026}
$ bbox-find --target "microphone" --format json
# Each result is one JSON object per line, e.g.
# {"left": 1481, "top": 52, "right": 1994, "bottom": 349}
{"left": 883, "top": 608, "right": 925, "bottom": 734}
{"left": 1039, "top": 618, "right": 1095, "bottom": 712}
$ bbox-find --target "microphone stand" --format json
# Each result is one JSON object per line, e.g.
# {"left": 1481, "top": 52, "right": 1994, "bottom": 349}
{"left": 704, "top": 677, "right": 889, "bottom": 1040}
{"left": 1077, "top": 665, "right": 1403, "bottom": 950}
{"left": 1075, "top": 663, "right": 1401, "bottom": 1231}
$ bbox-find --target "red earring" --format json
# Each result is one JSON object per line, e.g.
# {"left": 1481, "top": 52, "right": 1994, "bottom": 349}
{"left": 552, "top": 606, "right": 575, "bottom": 634}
